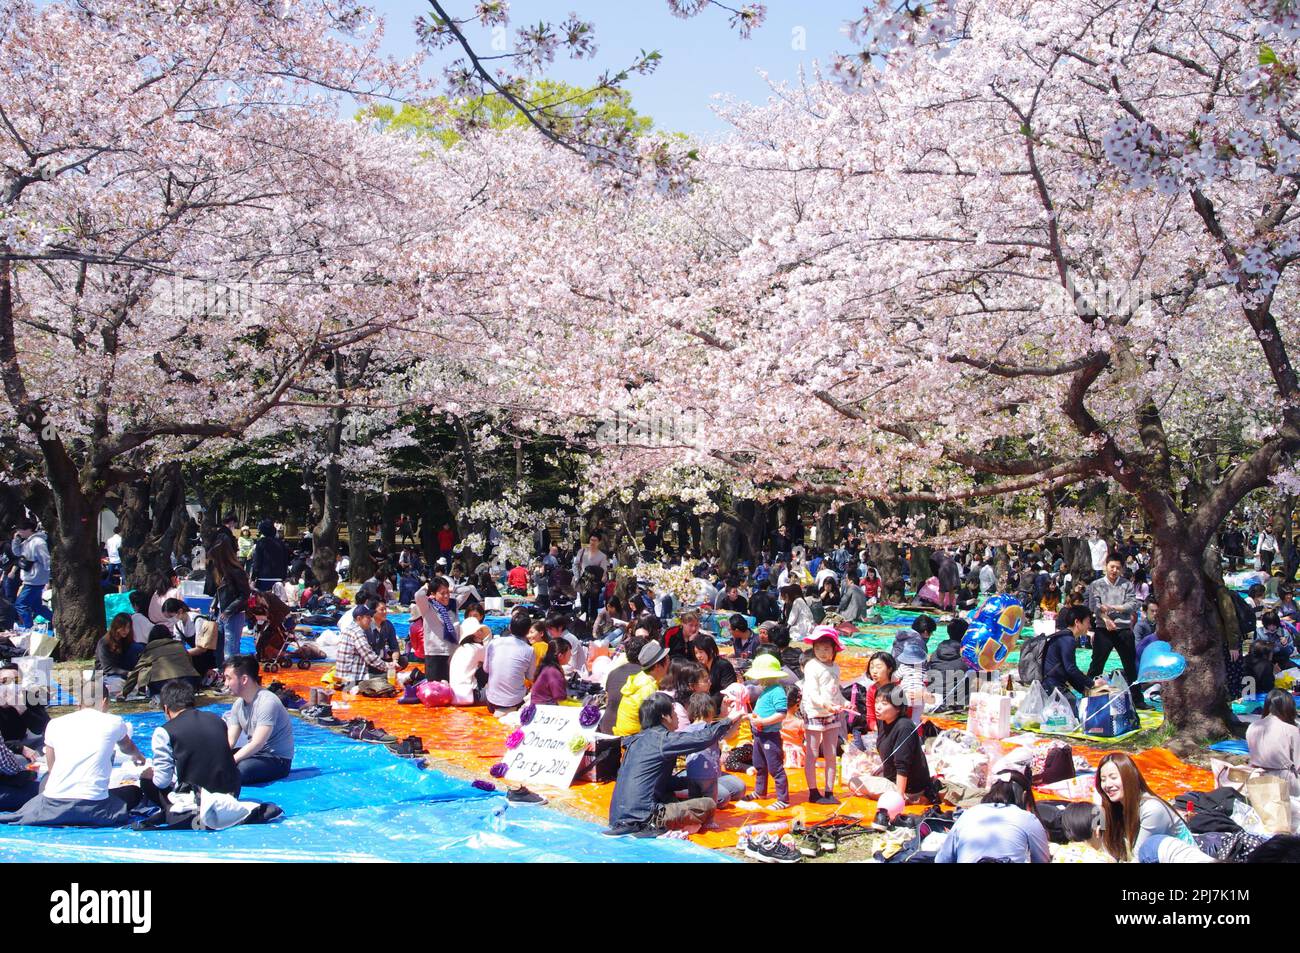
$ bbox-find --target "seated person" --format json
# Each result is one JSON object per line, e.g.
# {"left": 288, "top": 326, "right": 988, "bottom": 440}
{"left": 1247, "top": 689, "right": 1300, "bottom": 796}
{"left": 605, "top": 694, "right": 745, "bottom": 837}
{"left": 928, "top": 618, "right": 972, "bottom": 709}
{"left": 729, "top": 615, "right": 760, "bottom": 661}
{"left": 0, "top": 736, "right": 39, "bottom": 812}
{"left": 483, "top": 609, "right": 537, "bottom": 715}
{"left": 530, "top": 638, "right": 571, "bottom": 706}
{"left": 682, "top": 692, "right": 746, "bottom": 806}
{"left": 365, "top": 602, "right": 402, "bottom": 675}
{"left": 94, "top": 612, "right": 137, "bottom": 698}
{"left": 128, "top": 589, "right": 155, "bottom": 645}
{"left": 120, "top": 624, "right": 201, "bottom": 699}
{"left": 545, "top": 612, "right": 587, "bottom": 677}
{"left": 139, "top": 679, "right": 242, "bottom": 823}
{"left": 449, "top": 618, "right": 490, "bottom": 706}
{"left": 0, "top": 662, "right": 49, "bottom": 751}
{"left": 871, "top": 684, "right": 933, "bottom": 803}
{"left": 0, "top": 677, "right": 145, "bottom": 826}
{"left": 935, "top": 769, "right": 1050, "bottom": 863}
{"left": 222, "top": 655, "right": 295, "bottom": 786}
{"left": 334, "top": 602, "right": 388, "bottom": 689}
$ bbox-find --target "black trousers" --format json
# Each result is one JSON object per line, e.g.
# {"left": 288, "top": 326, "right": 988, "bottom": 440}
{"left": 424, "top": 655, "right": 450, "bottom": 682}
{"left": 1087, "top": 626, "right": 1144, "bottom": 706}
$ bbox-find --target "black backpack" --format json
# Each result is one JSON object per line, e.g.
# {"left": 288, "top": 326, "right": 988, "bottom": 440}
{"left": 1017, "top": 632, "right": 1052, "bottom": 685}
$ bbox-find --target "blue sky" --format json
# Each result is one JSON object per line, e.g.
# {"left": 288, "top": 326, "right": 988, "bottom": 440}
{"left": 366, "top": 1, "right": 856, "bottom": 136}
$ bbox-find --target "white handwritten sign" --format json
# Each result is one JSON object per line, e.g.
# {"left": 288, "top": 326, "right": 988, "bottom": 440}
{"left": 504, "top": 705, "right": 595, "bottom": 789}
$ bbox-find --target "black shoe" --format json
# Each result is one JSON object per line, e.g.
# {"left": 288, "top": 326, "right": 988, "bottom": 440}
{"left": 603, "top": 822, "right": 642, "bottom": 836}
{"left": 506, "top": 786, "right": 547, "bottom": 805}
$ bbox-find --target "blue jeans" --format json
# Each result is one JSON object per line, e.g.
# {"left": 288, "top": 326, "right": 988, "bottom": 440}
{"left": 15, "top": 585, "right": 51, "bottom": 628}
{"left": 236, "top": 752, "right": 292, "bottom": 786}
{"left": 218, "top": 611, "right": 244, "bottom": 668}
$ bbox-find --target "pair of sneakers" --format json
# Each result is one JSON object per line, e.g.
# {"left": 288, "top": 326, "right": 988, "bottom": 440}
{"left": 754, "top": 792, "right": 789, "bottom": 810}
{"left": 742, "top": 833, "right": 802, "bottom": 864}
{"left": 345, "top": 718, "right": 397, "bottom": 744}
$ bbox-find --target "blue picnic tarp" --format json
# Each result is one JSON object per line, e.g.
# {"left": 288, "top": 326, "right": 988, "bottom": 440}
{"left": 0, "top": 709, "right": 729, "bottom": 863}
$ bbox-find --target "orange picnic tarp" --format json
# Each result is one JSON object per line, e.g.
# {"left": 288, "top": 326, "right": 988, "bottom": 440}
{"left": 272, "top": 665, "right": 1214, "bottom": 850}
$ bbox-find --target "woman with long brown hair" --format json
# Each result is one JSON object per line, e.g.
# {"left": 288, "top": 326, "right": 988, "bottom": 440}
{"left": 1095, "top": 752, "right": 1196, "bottom": 861}
{"left": 94, "top": 612, "right": 138, "bottom": 694}
{"left": 204, "top": 535, "right": 250, "bottom": 669}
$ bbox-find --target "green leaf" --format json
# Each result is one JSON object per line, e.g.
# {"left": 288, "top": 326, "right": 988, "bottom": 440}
{"left": 1260, "top": 44, "right": 1279, "bottom": 66}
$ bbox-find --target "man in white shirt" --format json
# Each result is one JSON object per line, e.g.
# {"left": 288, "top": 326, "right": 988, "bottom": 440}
{"left": 0, "top": 679, "right": 146, "bottom": 826}
{"left": 1088, "top": 534, "right": 1110, "bottom": 582}
{"left": 105, "top": 531, "right": 123, "bottom": 591}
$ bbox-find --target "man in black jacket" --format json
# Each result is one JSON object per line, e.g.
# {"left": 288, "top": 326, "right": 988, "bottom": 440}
{"left": 927, "top": 618, "right": 971, "bottom": 709}
{"left": 1042, "top": 606, "right": 1105, "bottom": 711}
{"left": 250, "top": 519, "right": 288, "bottom": 593}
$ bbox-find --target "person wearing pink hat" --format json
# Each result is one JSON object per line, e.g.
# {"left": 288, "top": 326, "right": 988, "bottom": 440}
{"left": 802, "top": 626, "right": 849, "bottom": 804}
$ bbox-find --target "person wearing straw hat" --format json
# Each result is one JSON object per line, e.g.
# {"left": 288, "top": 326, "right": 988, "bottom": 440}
{"left": 802, "top": 626, "right": 849, "bottom": 804}
{"left": 746, "top": 653, "right": 790, "bottom": 809}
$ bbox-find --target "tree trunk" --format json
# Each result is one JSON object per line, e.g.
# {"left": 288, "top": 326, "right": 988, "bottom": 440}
{"left": 867, "top": 541, "right": 904, "bottom": 601}
{"left": 994, "top": 545, "right": 1011, "bottom": 592}
{"left": 347, "top": 487, "right": 374, "bottom": 581}
{"left": 310, "top": 379, "right": 345, "bottom": 590}
{"left": 909, "top": 544, "right": 932, "bottom": 594}
{"left": 127, "top": 462, "right": 186, "bottom": 590}
{"left": 115, "top": 479, "right": 150, "bottom": 589}
{"left": 1065, "top": 536, "right": 1093, "bottom": 591}
{"left": 44, "top": 477, "right": 105, "bottom": 660}
{"left": 1149, "top": 524, "right": 1235, "bottom": 748}
{"left": 379, "top": 491, "right": 397, "bottom": 556}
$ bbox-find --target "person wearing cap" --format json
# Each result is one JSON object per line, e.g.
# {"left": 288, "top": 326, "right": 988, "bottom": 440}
{"left": 614, "top": 640, "right": 673, "bottom": 736}
{"left": 746, "top": 653, "right": 790, "bottom": 808}
{"left": 334, "top": 601, "right": 388, "bottom": 688}
{"left": 449, "top": 617, "right": 490, "bottom": 705}
{"left": 802, "top": 626, "right": 849, "bottom": 804}
{"left": 894, "top": 636, "right": 930, "bottom": 711}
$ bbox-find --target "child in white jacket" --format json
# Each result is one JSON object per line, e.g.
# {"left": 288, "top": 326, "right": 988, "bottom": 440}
{"left": 801, "top": 626, "right": 850, "bottom": 805}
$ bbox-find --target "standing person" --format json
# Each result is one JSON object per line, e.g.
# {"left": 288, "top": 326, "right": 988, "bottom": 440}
{"left": 413, "top": 576, "right": 458, "bottom": 683}
{"left": 205, "top": 536, "right": 250, "bottom": 670}
{"left": 436, "top": 523, "right": 456, "bottom": 564}
{"left": 1258, "top": 526, "right": 1279, "bottom": 573}
{"left": 574, "top": 531, "right": 610, "bottom": 624}
{"left": 222, "top": 655, "right": 295, "bottom": 786}
{"left": 215, "top": 515, "right": 239, "bottom": 550}
{"left": 802, "top": 627, "right": 848, "bottom": 805}
{"left": 11, "top": 518, "right": 51, "bottom": 629}
{"left": 1086, "top": 558, "right": 1146, "bottom": 710}
{"left": 1087, "top": 532, "right": 1109, "bottom": 582}
{"left": 249, "top": 519, "right": 288, "bottom": 593}
{"left": 746, "top": 653, "right": 790, "bottom": 809}
{"left": 104, "top": 528, "right": 123, "bottom": 592}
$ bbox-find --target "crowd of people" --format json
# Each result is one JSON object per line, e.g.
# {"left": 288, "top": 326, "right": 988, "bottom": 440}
{"left": 2, "top": 509, "right": 1300, "bottom": 862}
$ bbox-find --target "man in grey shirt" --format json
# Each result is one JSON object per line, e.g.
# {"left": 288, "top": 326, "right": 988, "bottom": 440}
{"left": 484, "top": 610, "right": 537, "bottom": 714}
{"left": 222, "top": 655, "right": 295, "bottom": 785}
{"left": 1085, "top": 558, "right": 1146, "bottom": 709}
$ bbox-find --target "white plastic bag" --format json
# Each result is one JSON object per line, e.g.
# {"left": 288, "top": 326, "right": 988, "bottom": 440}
{"left": 1042, "top": 688, "right": 1080, "bottom": 732}
{"left": 1016, "top": 681, "right": 1047, "bottom": 729}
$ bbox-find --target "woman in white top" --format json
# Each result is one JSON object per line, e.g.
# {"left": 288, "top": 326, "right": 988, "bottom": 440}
{"left": 779, "top": 584, "right": 816, "bottom": 642}
{"left": 1247, "top": 690, "right": 1300, "bottom": 796}
{"left": 448, "top": 618, "right": 489, "bottom": 705}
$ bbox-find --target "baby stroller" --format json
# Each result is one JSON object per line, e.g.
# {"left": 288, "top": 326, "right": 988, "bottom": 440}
{"left": 252, "top": 611, "right": 314, "bottom": 673}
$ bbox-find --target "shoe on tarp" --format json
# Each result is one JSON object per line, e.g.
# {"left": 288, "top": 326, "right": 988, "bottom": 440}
{"left": 506, "top": 786, "right": 547, "bottom": 805}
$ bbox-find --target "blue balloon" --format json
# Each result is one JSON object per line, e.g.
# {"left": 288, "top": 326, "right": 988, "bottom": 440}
{"left": 1137, "top": 640, "right": 1187, "bottom": 683}
{"left": 971, "top": 593, "right": 1026, "bottom": 641}
{"left": 961, "top": 619, "right": 1017, "bottom": 671}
